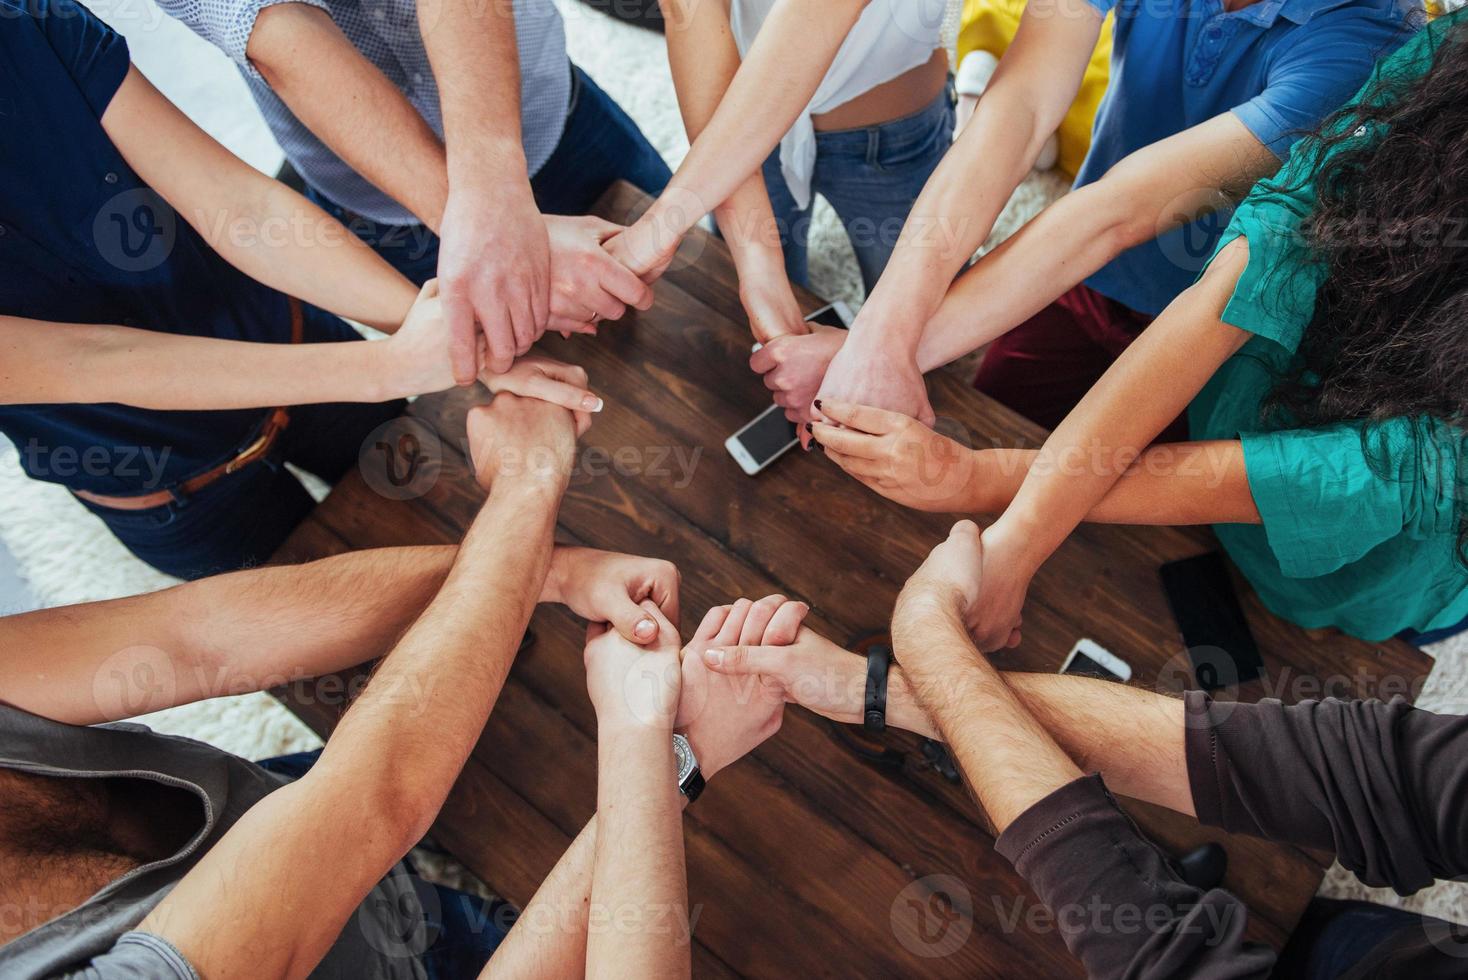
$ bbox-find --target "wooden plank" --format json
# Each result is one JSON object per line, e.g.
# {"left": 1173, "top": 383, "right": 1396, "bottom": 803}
{"left": 272, "top": 180, "right": 1435, "bottom": 977}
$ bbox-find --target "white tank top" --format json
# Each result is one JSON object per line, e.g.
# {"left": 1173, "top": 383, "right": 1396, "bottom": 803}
{"left": 730, "top": 0, "right": 949, "bottom": 210}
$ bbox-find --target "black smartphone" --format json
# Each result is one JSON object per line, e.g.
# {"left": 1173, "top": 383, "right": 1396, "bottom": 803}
{"left": 1159, "top": 552, "right": 1264, "bottom": 691}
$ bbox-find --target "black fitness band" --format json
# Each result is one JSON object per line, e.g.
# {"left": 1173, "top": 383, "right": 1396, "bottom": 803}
{"left": 864, "top": 645, "right": 891, "bottom": 733}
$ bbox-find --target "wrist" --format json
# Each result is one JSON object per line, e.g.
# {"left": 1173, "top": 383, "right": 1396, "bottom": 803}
{"left": 446, "top": 142, "right": 529, "bottom": 192}
{"left": 982, "top": 516, "right": 1047, "bottom": 579}
{"left": 541, "top": 546, "right": 571, "bottom": 605}
{"left": 679, "top": 728, "right": 728, "bottom": 782}
{"left": 361, "top": 339, "right": 405, "bottom": 402}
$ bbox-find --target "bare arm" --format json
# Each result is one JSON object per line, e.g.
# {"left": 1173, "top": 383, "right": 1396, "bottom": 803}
{"left": 614, "top": 0, "right": 866, "bottom": 279}
{"left": 807, "top": 0, "right": 1101, "bottom": 427}
{"left": 135, "top": 396, "right": 574, "bottom": 980}
{"left": 812, "top": 402, "right": 1261, "bottom": 524}
{"left": 0, "top": 545, "right": 454, "bottom": 725}
{"left": 249, "top": 4, "right": 450, "bottom": 226}
{"left": 968, "top": 238, "right": 1254, "bottom": 649}
{"left": 914, "top": 114, "right": 1277, "bottom": 370}
{"left": 101, "top": 66, "right": 417, "bottom": 333}
{"left": 660, "top": 0, "right": 810, "bottom": 341}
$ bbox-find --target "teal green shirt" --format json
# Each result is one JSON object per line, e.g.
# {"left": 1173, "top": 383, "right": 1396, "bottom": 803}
{"left": 1189, "top": 9, "right": 1467, "bottom": 641}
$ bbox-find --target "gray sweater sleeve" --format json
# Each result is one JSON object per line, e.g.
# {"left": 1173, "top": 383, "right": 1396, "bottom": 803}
{"left": 1185, "top": 691, "right": 1468, "bottom": 894}
{"left": 51, "top": 933, "right": 200, "bottom": 980}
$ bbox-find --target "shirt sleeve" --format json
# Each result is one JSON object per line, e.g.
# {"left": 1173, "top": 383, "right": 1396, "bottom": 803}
{"left": 31, "top": 0, "right": 131, "bottom": 116}
{"left": 1240, "top": 418, "right": 1462, "bottom": 579}
{"left": 995, "top": 775, "right": 1276, "bottom": 979}
{"left": 1186, "top": 692, "right": 1468, "bottom": 896}
{"left": 51, "top": 933, "right": 201, "bottom": 980}
{"left": 1232, "top": 10, "right": 1417, "bottom": 161}
{"left": 152, "top": 0, "right": 330, "bottom": 80}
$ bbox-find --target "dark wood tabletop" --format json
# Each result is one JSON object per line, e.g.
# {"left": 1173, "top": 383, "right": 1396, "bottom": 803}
{"left": 274, "top": 181, "right": 1434, "bottom": 979}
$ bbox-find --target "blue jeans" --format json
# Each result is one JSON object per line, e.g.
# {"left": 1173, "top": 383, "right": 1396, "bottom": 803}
{"left": 78, "top": 306, "right": 405, "bottom": 581}
{"left": 308, "top": 64, "right": 672, "bottom": 284}
{"left": 1275, "top": 897, "right": 1465, "bottom": 979}
{"left": 760, "top": 81, "right": 955, "bottom": 293}
{"left": 257, "top": 751, "right": 517, "bottom": 980}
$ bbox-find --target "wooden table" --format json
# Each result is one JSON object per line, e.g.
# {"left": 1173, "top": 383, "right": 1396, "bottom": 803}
{"left": 275, "top": 182, "right": 1433, "bottom": 978}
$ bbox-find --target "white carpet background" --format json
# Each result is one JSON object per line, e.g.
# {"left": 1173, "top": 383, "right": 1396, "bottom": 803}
{"left": 3, "top": 0, "right": 1460, "bottom": 929}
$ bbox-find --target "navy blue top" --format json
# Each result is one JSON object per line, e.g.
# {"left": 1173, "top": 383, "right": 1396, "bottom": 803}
{"left": 1077, "top": 0, "right": 1421, "bottom": 317}
{"left": 0, "top": 0, "right": 298, "bottom": 495}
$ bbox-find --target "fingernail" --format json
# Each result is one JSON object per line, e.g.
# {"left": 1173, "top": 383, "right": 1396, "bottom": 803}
{"left": 804, "top": 422, "right": 813, "bottom": 435}
{"left": 704, "top": 648, "right": 724, "bottom": 666}
{"left": 813, "top": 399, "right": 823, "bottom": 411}
{"left": 635, "top": 617, "right": 656, "bottom": 637}
{"left": 583, "top": 395, "right": 604, "bottom": 412}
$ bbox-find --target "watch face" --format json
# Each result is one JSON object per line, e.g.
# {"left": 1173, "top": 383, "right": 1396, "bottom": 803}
{"left": 673, "top": 734, "right": 696, "bottom": 783}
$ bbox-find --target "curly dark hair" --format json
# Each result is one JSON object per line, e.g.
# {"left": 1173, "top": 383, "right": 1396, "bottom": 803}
{"left": 1262, "top": 16, "right": 1468, "bottom": 558}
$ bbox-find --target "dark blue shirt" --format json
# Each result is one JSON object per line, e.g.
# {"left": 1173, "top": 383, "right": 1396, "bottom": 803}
{"left": 0, "top": 0, "right": 298, "bottom": 495}
{"left": 1078, "top": 0, "right": 1422, "bottom": 317}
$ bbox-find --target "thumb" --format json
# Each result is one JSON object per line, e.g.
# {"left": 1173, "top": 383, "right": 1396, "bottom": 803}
{"left": 606, "top": 592, "right": 660, "bottom": 645}
{"left": 702, "top": 644, "right": 777, "bottom": 676}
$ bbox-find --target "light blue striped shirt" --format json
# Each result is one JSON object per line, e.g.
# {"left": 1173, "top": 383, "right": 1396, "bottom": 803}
{"left": 158, "top": 0, "right": 571, "bottom": 225}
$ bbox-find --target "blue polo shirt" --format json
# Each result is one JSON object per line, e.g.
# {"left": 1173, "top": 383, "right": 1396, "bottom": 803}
{"left": 1078, "top": 0, "right": 1422, "bottom": 317}
{"left": 0, "top": 0, "right": 316, "bottom": 496}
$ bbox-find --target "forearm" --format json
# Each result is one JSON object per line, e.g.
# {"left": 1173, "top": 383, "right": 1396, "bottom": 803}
{"left": 858, "top": 8, "right": 1100, "bottom": 353}
{"left": 649, "top": 0, "right": 864, "bottom": 238}
{"left": 250, "top": 4, "right": 451, "bottom": 229}
{"left": 419, "top": 0, "right": 527, "bottom": 191}
{"left": 0, "top": 316, "right": 401, "bottom": 408}
{"left": 0, "top": 545, "right": 456, "bottom": 725}
{"left": 915, "top": 183, "right": 1142, "bottom": 371}
{"left": 588, "top": 728, "right": 688, "bottom": 978}
{"left": 966, "top": 441, "right": 1260, "bottom": 525}
{"left": 311, "top": 478, "right": 562, "bottom": 843}
{"left": 202, "top": 181, "right": 417, "bottom": 332}
{"left": 915, "top": 113, "right": 1275, "bottom": 371}
{"left": 987, "top": 242, "right": 1253, "bottom": 574}
{"left": 894, "top": 597, "right": 1082, "bottom": 831}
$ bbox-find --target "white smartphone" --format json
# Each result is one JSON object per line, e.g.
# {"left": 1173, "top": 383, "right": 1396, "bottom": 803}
{"left": 729, "top": 301, "right": 854, "bottom": 475}
{"left": 1059, "top": 638, "right": 1132, "bottom": 683}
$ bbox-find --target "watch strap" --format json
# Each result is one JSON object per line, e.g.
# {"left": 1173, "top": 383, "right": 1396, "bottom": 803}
{"left": 680, "top": 767, "right": 705, "bottom": 803}
{"left": 864, "top": 644, "right": 891, "bottom": 733}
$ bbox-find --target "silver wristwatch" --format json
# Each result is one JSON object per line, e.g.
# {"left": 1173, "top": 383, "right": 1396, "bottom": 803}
{"left": 673, "top": 733, "right": 705, "bottom": 803}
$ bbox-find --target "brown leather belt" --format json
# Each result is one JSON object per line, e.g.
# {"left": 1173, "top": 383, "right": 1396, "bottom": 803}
{"left": 72, "top": 298, "right": 304, "bottom": 512}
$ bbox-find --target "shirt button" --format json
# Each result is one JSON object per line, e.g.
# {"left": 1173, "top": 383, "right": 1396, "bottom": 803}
{"left": 104, "top": 172, "right": 119, "bottom": 184}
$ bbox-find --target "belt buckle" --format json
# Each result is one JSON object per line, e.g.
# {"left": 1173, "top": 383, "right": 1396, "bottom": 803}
{"left": 225, "top": 430, "right": 273, "bottom": 474}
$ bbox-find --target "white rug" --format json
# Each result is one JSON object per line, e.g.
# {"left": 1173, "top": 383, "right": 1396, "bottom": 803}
{"left": 8, "top": 0, "right": 1460, "bottom": 931}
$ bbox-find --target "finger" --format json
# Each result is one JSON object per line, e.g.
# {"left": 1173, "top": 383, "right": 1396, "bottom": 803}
{"left": 441, "top": 289, "right": 479, "bottom": 385}
{"left": 604, "top": 590, "right": 660, "bottom": 645}
{"left": 599, "top": 253, "right": 655, "bottom": 311}
{"left": 637, "top": 598, "right": 678, "bottom": 647}
{"left": 507, "top": 290, "right": 537, "bottom": 356}
{"left": 808, "top": 421, "right": 883, "bottom": 459}
{"left": 824, "top": 448, "right": 882, "bottom": 481}
{"left": 574, "top": 409, "right": 593, "bottom": 437}
{"left": 819, "top": 400, "right": 904, "bottom": 436}
{"left": 738, "top": 594, "right": 787, "bottom": 647}
{"left": 918, "top": 398, "right": 938, "bottom": 429}
{"left": 483, "top": 315, "right": 517, "bottom": 376}
{"left": 749, "top": 339, "right": 781, "bottom": 374}
{"left": 762, "top": 601, "right": 810, "bottom": 646}
{"left": 713, "top": 597, "right": 754, "bottom": 647}
{"left": 515, "top": 373, "right": 604, "bottom": 414}
{"left": 586, "top": 621, "right": 610, "bottom": 643}
{"left": 548, "top": 314, "right": 600, "bottom": 336}
{"left": 1005, "top": 629, "right": 1023, "bottom": 649}
{"left": 648, "top": 562, "right": 682, "bottom": 628}
{"left": 586, "top": 287, "right": 628, "bottom": 323}
{"left": 692, "top": 604, "right": 732, "bottom": 644}
{"left": 702, "top": 643, "right": 781, "bottom": 675}
{"left": 583, "top": 215, "right": 627, "bottom": 242}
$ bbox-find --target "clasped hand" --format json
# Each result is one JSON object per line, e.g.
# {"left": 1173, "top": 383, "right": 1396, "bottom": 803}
{"left": 584, "top": 594, "right": 810, "bottom": 780}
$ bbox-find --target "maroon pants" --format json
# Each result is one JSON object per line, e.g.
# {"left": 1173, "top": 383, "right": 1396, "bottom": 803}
{"left": 973, "top": 282, "right": 1188, "bottom": 442}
